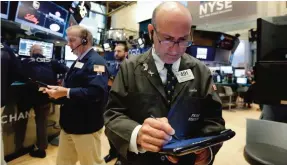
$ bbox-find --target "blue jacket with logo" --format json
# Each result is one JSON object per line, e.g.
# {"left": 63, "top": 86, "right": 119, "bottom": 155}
{"left": 60, "top": 49, "right": 108, "bottom": 134}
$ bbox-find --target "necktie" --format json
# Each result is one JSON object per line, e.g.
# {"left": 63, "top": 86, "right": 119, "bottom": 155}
{"left": 164, "top": 64, "right": 178, "bottom": 106}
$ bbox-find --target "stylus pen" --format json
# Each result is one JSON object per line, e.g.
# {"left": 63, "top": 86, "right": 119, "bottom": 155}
{"left": 150, "top": 115, "right": 180, "bottom": 141}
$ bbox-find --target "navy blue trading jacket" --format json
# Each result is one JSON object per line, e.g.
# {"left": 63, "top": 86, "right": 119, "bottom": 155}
{"left": 60, "top": 49, "right": 108, "bottom": 134}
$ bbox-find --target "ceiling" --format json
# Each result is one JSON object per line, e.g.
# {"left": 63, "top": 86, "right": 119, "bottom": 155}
{"left": 93, "top": 1, "right": 136, "bottom": 16}
{"left": 54, "top": 1, "right": 136, "bottom": 16}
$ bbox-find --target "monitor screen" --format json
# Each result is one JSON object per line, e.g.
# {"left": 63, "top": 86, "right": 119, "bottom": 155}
{"left": 65, "top": 45, "right": 77, "bottom": 61}
{"left": 236, "top": 77, "right": 247, "bottom": 84}
{"left": 257, "top": 18, "right": 287, "bottom": 61}
{"left": 1, "top": 1, "right": 10, "bottom": 19}
{"left": 15, "top": 1, "right": 68, "bottom": 37}
{"left": 18, "top": 38, "right": 54, "bottom": 58}
{"left": 234, "top": 69, "right": 245, "bottom": 77}
{"left": 187, "top": 46, "right": 215, "bottom": 61}
{"left": 220, "top": 66, "right": 233, "bottom": 74}
{"left": 103, "top": 43, "right": 112, "bottom": 52}
{"left": 216, "top": 34, "right": 236, "bottom": 50}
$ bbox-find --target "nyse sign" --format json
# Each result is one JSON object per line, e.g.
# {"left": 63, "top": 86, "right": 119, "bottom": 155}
{"left": 188, "top": 1, "right": 257, "bottom": 25}
{"left": 199, "top": 1, "right": 232, "bottom": 18}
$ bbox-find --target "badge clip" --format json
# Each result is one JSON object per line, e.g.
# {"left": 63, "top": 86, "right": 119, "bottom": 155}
{"left": 148, "top": 70, "right": 154, "bottom": 77}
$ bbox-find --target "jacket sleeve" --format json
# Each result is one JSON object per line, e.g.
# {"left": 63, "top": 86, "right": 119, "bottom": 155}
{"left": 69, "top": 62, "right": 108, "bottom": 102}
{"left": 104, "top": 61, "right": 140, "bottom": 159}
{"left": 201, "top": 73, "right": 226, "bottom": 160}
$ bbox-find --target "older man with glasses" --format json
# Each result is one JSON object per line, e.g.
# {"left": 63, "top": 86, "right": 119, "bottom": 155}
{"left": 104, "top": 2, "right": 225, "bottom": 165}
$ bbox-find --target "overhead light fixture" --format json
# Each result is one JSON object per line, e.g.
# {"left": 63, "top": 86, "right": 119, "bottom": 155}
{"left": 56, "top": 41, "right": 60, "bottom": 44}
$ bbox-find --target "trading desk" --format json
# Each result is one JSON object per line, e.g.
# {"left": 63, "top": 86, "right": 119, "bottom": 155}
{"left": 2, "top": 82, "right": 60, "bottom": 161}
{"left": 215, "top": 83, "right": 251, "bottom": 109}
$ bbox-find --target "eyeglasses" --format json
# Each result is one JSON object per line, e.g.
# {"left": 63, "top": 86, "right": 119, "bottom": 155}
{"left": 153, "top": 27, "right": 192, "bottom": 48}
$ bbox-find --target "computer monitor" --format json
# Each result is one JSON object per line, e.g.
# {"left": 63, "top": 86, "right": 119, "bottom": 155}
{"left": 64, "top": 45, "right": 77, "bottom": 61}
{"left": 257, "top": 18, "right": 287, "bottom": 61}
{"left": 254, "top": 61, "right": 287, "bottom": 105}
{"left": 236, "top": 77, "right": 247, "bottom": 84}
{"left": 14, "top": 1, "right": 68, "bottom": 37}
{"left": 187, "top": 46, "right": 215, "bottom": 61}
{"left": 18, "top": 38, "right": 54, "bottom": 58}
{"left": 234, "top": 69, "right": 245, "bottom": 77}
{"left": 103, "top": 43, "right": 112, "bottom": 52}
{"left": 0, "top": 1, "right": 10, "bottom": 19}
{"left": 220, "top": 66, "right": 233, "bottom": 74}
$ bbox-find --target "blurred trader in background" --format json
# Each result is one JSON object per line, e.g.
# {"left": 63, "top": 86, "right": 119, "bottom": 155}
{"left": 105, "top": 43, "right": 128, "bottom": 165}
{"left": 104, "top": 2, "right": 225, "bottom": 165}
{"left": 1, "top": 41, "right": 24, "bottom": 165}
{"left": 107, "top": 43, "right": 129, "bottom": 90}
{"left": 44, "top": 25, "right": 108, "bottom": 165}
{"left": 16, "top": 44, "right": 68, "bottom": 158}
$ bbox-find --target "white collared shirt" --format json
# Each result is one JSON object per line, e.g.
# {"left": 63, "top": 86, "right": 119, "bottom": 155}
{"left": 129, "top": 48, "right": 182, "bottom": 154}
{"left": 151, "top": 48, "right": 181, "bottom": 84}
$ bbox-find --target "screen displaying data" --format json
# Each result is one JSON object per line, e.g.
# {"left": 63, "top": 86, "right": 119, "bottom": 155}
{"left": 18, "top": 38, "right": 54, "bottom": 58}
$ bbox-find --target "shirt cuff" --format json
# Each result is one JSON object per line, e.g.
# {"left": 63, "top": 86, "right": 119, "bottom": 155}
{"left": 207, "top": 147, "right": 214, "bottom": 165}
{"left": 67, "top": 88, "right": 71, "bottom": 99}
{"left": 129, "top": 125, "right": 146, "bottom": 154}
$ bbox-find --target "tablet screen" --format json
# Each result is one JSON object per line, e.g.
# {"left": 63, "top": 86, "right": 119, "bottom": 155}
{"left": 162, "top": 136, "right": 216, "bottom": 150}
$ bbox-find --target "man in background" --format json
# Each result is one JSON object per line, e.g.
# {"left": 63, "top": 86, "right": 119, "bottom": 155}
{"left": 107, "top": 43, "right": 128, "bottom": 90}
{"left": 16, "top": 44, "right": 68, "bottom": 158}
{"left": 105, "top": 43, "right": 128, "bottom": 165}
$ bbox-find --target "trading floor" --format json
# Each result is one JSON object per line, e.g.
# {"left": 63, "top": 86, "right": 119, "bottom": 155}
{"left": 8, "top": 106, "right": 261, "bottom": 165}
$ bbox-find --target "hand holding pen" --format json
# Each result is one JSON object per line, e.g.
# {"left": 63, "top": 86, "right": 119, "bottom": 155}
{"left": 136, "top": 115, "right": 179, "bottom": 164}
{"left": 150, "top": 115, "right": 180, "bottom": 141}
{"left": 136, "top": 115, "right": 177, "bottom": 153}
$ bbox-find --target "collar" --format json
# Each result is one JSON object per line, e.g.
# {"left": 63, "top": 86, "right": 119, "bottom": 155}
{"left": 78, "top": 47, "right": 93, "bottom": 61}
{"left": 151, "top": 47, "right": 181, "bottom": 72}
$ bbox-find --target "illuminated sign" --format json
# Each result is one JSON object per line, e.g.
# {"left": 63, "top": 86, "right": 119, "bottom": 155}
{"left": 24, "top": 14, "right": 39, "bottom": 24}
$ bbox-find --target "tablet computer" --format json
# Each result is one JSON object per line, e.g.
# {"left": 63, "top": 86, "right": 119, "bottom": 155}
{"left": 159, "top": 129, "right": 235, "bottom": 156}
{"left": 28, "top": 78, "right": 49, "bottom": 87}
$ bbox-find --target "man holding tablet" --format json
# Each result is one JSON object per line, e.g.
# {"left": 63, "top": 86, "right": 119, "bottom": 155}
{"left": 104, "top": 2, "right": 225, "bottom": 165}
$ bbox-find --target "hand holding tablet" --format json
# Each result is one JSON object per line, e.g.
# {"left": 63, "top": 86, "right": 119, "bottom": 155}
{"left": 160, "top": 129, "right": 235, "bottom": 156}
